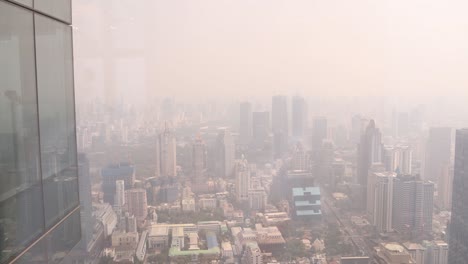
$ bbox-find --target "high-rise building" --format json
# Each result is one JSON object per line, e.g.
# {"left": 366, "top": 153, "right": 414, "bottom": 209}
{"left": 357, "top": 120, "right": 382, "bottom": 208}
{"left": 125, "top": 189, "right": 148, "bottom": 223}
{"left": 241, "top": 242, "right": 263, "bottom": 264}
{"left": 215, "top": 129, "right": 235, "bottom": 178}
{"left": 437, "top": 165, "right": 453, "bottom": 210}
{"left": 384, "top": 145, "right": 412, "bottom": 175}
{"left": 272, "top": 95, "right": 288, "bottom": 136}
{"left": 239, "top": 102, "right": 252, "bottom": 145}
{"left": 252, "top": 111, "right": 270, "bottom": 147}
{"left": 192, "top": 136, "right": 207, "bottom": 183}
{"left": 102, "top": 162, "right": 135, "bottom": 205}
{"left": 156, "top": 125, "right": 177, "bottom": 177}
{"left": 424, "top": 127, "right": 452, "bottom": 182}
{"left": 366, "top": 164, "right": 386, "bottom": 221}
{"left": 248, "top": 189, "right": 267, "bottom": 211}
{"left": 392, "top": 175, "right": 434, "bottom": 237}
{"left": 115, "top": 180, "right": 126, "bottom": 207}
{"left": 448, "top": 129, "right": 468, "bottom": 263}
{"left": 311, "top": 116, "right": 328, "bottom": 155}
{"left": 373, "top": 173, "right": 395, "bottom": 233}
{"left": 0, "top": 1, "right": 80, "bottom": 262}
{"left": 428, "top": 241, "right": 448, "bottom": 264}
{"left": 292, "top": 96, "right": 307, "bottom": 139}
{"left": 77, "top": 154, "right": 94, "bottom": 252}
{"left": 235, "top": 157, "right": 251, "bottom": 201}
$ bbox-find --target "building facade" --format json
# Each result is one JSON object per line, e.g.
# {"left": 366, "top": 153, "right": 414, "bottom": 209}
{"left": 0, "top": 0, "right": 80, "bottom": 262}
{"left": 448, "top": 129, "right": 468, "bottom": 263}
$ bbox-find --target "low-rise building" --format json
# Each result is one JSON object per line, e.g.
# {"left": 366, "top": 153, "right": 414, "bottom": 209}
{"left": 148, "top": 225, "right": 169, "bottom": 250}
{"left": 111, "top": 230, "right": 139, "bottom": 248}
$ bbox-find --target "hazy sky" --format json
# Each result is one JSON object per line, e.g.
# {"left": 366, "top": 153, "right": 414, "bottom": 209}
{"left": 73, "top": 0, "right": 468, "bottom": 103}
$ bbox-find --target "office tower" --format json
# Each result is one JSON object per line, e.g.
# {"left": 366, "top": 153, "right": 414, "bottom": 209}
{"left": 292, "top": 96, "right": 307, "bottom": 139}
{"left": 252, "top": 111, "right": 270, "bottom": 147}
{"left": 248, "top": 189, "right": 267, "bottom": 211}
{"left": 397, "top": 112, "right": 410, "bottom": 138}
{"left": 115, "top": 180, "right": 126, "bottom": 207}
{"left": 437, "top": 165, "right": 453, "bottom": 210}
{"left": 192, "top": 136, "right": 207, "bottom": 183}
{"left": 156, "top": 125, "right": 177, "bottom": 177}
{"left": 0, "top": 1, "right": 80, "bottom": 262}
{"left": 402, "top": 242, "right": 425, "bottom": 264}
{"left": 392, "top": 175, "right": 434, "bottom": 237}
{"left": 383, "top": 145, "right": 412, "bottom": 174}
{"left": 125, "top": 189, "right": 148, "bottom": 222}
{"left": 373, "top": 173, "right": 395, "bottom": 233}
{"left": 366, "top": 164, "right": 386, "bottom": 220}
{"left": 424, "top": 127, "right": 452, "bottom": 182}
{"left": 239, "top": 102, "right": 252, "bottom": 145}
{"left": 357, "top": 120, "right": 382, "bottom": 208}
{"left": 317, "top": 140, "right": 334, "bottom": 185}
{"left": 291, "top": 143, "right": 309, "bottom": 171}
{"left": 215, "top": 129, "right": 235, "bottom": 178}
{"left": 272, "top": 95, "right": 288, "bottom": 136}
{"left": 448, "top": 129, "right": 468, "bottom": 263}
{"left": 102, "top": 162, "right": 135, "bottom": 205}
{"left": 235, "top": 157, "right": 251, "bottom": 201}
{"left": 311, "top": 116, "right": 328, "bottom": 154}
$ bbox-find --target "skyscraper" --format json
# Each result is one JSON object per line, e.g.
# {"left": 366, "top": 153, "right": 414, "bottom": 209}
{"left": 448, "top": 129, "right": 468, "bottom": 263}
{"left": 373, "top": 173, "right": 395, "bottom": 233}
{"left": 252, "top": 111, "right": 270, "bottom": 147}
{"left": 102, "top": 162, "right": 135, "bottom": 204}
{"left": 437, "top": 165, "right": 453, "bottom": 210}
{"left": 424, "top": 127, "right": 452, "bottom": 182}
{"left": 215, "top": 129, "right": 235, "bottom": 178}
{"left": 357, "top": 120, "right": 382, "bottom": 208}
{"left": 115, "top": 180, "right": 126, "bottom": 207}
{"left": 125, "top": 189, "right": 148, "bottom": 223}
{"left": 156, "top": 125, "right": 177, "bottom": 177}
{"left": 192, "top": 136, "right": 207, "bottom": 183}
{"left": 292, "top": 96, "right": 307, "bottom": 139}
{"left": 235, "top": 157, "right": 251, "bottom": 201}
{"left": 0, "top": 1, "right": 80, "bottom": 262}
{"left": 272, "top": 95, "right": 288, "bottom": 136}
{"left": 239, "top": 102, "right": 252, "bottom": 145}
{"left": 383, "top": 145, "right": 412, "bottom": 174}
{"left": 392, "top": 175, "right": 434, "bottom": 238}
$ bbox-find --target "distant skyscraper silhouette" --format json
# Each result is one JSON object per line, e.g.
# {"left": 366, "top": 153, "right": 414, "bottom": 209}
{"left": 424, "top": 127, "right": 452, "bottom": 182}
{"left": 292, "top": 96, "right": 307, "bottom": 139}
{"left": 357, "top": 120, "right": 382, "bottom": 208}
{"left": 239, "top": 102, "right": 252, "bottom": 145}
{"left": 272, "top": 95, "right": 288, "bottom": 136}
{"left": 156, "top": 124, "right": 177, "bottom": 177}
{"left": 252, "top": 111, "right": 270, "bottom": 147}
{"left": 448, "top": 129, "right": 468, "bottom": 263}
{"left": 215, "top": 129, "right": 235, "bottom": 178}
{"left": 192, "top": 136, "right": 207, "bottom": 182}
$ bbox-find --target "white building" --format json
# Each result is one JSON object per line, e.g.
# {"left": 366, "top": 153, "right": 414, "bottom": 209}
{"left": 236, "top": 157, "right": 251, "bottom": 201}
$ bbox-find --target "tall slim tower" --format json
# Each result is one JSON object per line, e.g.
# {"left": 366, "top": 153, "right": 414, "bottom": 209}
{"left": 252, "top": 111, "right": 270, "bottom": 147}
{"left": 424, "top": 127, "right": 452, "bottom": 182}
{"left": 373, "top": 173, "right": 395, "bottom": 233}
{"left": 272, "top": 95, "right": 288, "bottom": 136}
{"left": 115, "top": 180, "right": 126, "bottom": 207}
{"left": 235, "top": 157, "right": 251, "bottom": 201}
{"left": 239, "top": 102, "right": 252, "bottom": 145}
{"left": 156, "top": 125, "right": 177, "bottom": 177}
{"left": 448, "top": 129, "right": 468, "bottom": 263}
{"left": 357, "top": 120, "right": 382, "bottom": 208}
{"left": 215, "top": 129, "right": 235, "bottom": 178}
{"left": 192, "top": 136, "right": 207, "bottom": 183}
{"left": 292, "top": 96, "right": 307, "bottom": 139}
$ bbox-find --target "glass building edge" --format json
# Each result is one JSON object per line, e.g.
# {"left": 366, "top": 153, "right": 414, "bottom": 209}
{"left": 0, "top": 0, "right": 80, "bottom": 263}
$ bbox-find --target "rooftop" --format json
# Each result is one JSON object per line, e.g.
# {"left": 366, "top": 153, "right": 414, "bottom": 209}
{"left": 292, "top": 187, "right": 320, "bottom": 197}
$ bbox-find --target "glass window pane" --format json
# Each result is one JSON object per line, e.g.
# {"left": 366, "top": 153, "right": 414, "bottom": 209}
{"left": 8, "top": 0, "right": 33, "bottom": 8}
{"left": 34, "top": 0, "right": 71, "bottom": 23}
{"left": 47, "top": 210, "right": 81, "bottom": 264}
{"left": 0, "top": 2, "right": 44, "bottom": 262}
{"left": 35, "top": 14, "right": 79, "bottom": 228}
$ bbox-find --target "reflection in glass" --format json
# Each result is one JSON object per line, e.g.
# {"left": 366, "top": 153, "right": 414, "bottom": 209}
{"left": 35, "top": 14, "right": 79, "bottom": 228}
{"left": 34, "top": 0, "right": 71, "bottom": 23}
{"left": 0, "top": 2, "right": 44, "bottom": 262}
